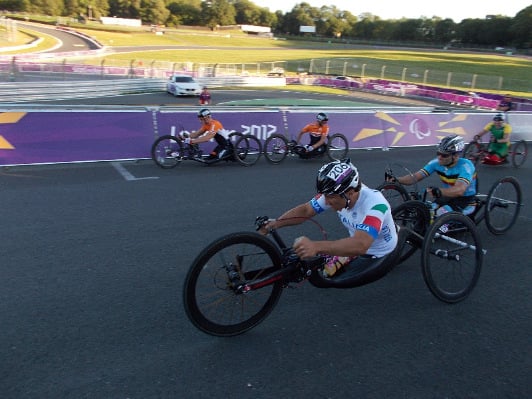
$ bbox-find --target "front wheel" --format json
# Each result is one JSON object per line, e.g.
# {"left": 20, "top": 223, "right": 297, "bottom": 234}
{"left": 422, "top": 212, "right": 483, "bottom": 303}
{"left": 326, "top": 133, "right": 349, "bottom": 161}
{"left": 233, "top": 134, "right": 262, "bottom": 166}
{"left": 511, "top": 140, "right": 528, "bottom": 168}
{"left": 183, "top": 232, "right": 283, "bottom": 337}
{"left": 463, "top": 141, "right": 483, "bottom": 166}
{"left": 376, "top": 181, "right": 410, "bottom": 209}
{"left": 484, "top": 176, "right": 522, "bottom": 235}
{"left": 263, "top": 134, "right": 289, "bottom": 164}
{"left": 151, "top": 135, "right": 183, "bottom": 169}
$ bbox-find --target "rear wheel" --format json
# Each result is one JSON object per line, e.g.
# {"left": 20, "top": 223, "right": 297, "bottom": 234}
{"left": 326, "top": 133, "right": 349, "bottom": 160}
{"left": 422, "top": 212, "right": 483, "bottom": 303}
{"left": 183, "top": 232, "right": 283, "bottom": 337}
{"left": 263, "top": 134, "right": 289, "bottom": 164}
{"left": 234, "top": 134, "right": 262, "bottom": 166}
{"left": 484, "top": 176, "right": 522, "bottom": 235}
{"left": 510, "top": 140, "right": 527, "bottom": 168}
{"left": 151, "top": 135, "right": 183, "bottom": 169}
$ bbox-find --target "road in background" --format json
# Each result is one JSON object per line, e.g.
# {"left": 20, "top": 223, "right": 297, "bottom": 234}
{"left": 1, "top": 146, "right": 530, "bottom": 398}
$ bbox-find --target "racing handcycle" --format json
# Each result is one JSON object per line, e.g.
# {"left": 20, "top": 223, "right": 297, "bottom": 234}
{"left": 262, "top": 132, "right": 349, "bottom": 164}
{"left": 183, "top": 209, "right": 484, "bottom": 337}
{"left": 463, "top": 137, "right": 528, "bottom": 168}
{"left": 151, "top": 131, "right": 262, "bottom": 168}
{"left": 376, "top": 166, "right": 522, "bottom": 266}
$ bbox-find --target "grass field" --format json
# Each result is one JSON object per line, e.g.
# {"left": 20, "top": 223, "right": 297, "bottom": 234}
{"left": 3, "top": 20, "right": 532, "bottom": 97}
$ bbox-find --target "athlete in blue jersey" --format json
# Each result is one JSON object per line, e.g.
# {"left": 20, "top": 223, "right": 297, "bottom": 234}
{"left": 392, "top": 135, "right": 478, "bottom": 216}
{"left": 260, "top": 159, "right": 398, "bottom": 282}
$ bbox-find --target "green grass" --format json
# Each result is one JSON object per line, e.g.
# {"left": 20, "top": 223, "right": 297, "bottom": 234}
{"left": 4, "top": 20, "right": 532, "bottom": 97}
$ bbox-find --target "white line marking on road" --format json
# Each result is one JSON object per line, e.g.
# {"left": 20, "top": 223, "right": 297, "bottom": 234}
{"left": 112, "top": 162, "right": 159, "bottom": 181}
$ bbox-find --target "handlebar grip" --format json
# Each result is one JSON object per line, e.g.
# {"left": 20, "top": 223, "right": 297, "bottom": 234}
{"left": 255, "top": 216, "right": 269, "bottom": 230}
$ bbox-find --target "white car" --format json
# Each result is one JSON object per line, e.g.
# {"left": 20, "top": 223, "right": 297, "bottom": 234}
{"left": 166, "top": 74, "right": 202, "bottom": 96}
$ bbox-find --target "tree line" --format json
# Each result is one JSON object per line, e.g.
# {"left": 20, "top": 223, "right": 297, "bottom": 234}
{"left": 1, "top": 0, "right": 531, "bottom": 49}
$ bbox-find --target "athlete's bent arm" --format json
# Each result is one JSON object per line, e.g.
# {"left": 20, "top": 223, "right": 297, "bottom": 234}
{"left": 293, "top": 230, "right": 373, "bottom": 259}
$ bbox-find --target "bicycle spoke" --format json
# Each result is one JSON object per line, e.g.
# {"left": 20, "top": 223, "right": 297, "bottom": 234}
{"left": 183, "top": 233, "right": 283, "bottom": 336}
{"left": 422, "top": 213, "right": 482, "bottom": 303}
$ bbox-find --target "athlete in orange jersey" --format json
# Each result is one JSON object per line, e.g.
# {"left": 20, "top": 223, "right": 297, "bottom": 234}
{"left": 295, "top": 112, "right": 329, "bottom": 159}
{"left": 184, "top": 108, "right": 231, "bottom": 160}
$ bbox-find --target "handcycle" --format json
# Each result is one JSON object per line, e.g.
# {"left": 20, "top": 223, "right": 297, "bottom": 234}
{"left": 377, "top": 166, "right": 522, "bottom": 235}
{"left": 151, "top": 131, "right": 262, "bottom": 168}
{"left": 376, "top": 166, "right": 522, "bottom": 266}
{"left": 262, "top": 132, "right": 349, "bottom": 164}
{"left": 463, "top": 137, "right": 528, "bottom": 168}
{"left": 183, "top": 212, "right": 484, "bottom": 337}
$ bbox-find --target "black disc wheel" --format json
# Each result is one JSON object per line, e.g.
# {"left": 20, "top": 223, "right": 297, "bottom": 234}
{"left": 392, "top": 200, "right": 431, "bottom": 265}
{"left": 183, "top": 232, "right": 283, "bottom": 337}
{"left": 376, "top": 181, "right": 410, "bottom": 209}
{"left": 326, "top": 133, "right": 349, "bottom": 161}
{"left": 151, "top": 135, "right": 183, "bottom": 169}
{"left": 234, "top": 134, "right": 262, "bottom": 166}
{"left": 484, "top": 176, "right": 522, "bottom": 235}
{"left": 422, "top": 212, "right": 483, "bottom": 303}
{"left": 511, "top": 140, "right": 527, "bottom": 168}
{"left": 263, "top": 134, "right": 289, "bottom": 164}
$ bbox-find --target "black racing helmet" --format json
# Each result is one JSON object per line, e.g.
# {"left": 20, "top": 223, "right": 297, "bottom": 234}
{"left": 316, "top": 112, "right": 328, "bottom": 122}
{"left": 198, "top": 108, "right": 211, "bottom": 118}
{"left": 438, "top": 134, "right": 465, "bottom": 155}
{"left": 493, "top": 113, "right": 504, "bottom": 121}
{"left": 316, "top": 159, "right": 360, "bottom": 195}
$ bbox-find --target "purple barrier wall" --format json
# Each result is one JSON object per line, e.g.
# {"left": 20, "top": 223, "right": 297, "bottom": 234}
{"left": 0, "top": 108, "right": 530, "bottom": 166}
{"left": 0, "top": 111, "right": 154, "bottom": 165}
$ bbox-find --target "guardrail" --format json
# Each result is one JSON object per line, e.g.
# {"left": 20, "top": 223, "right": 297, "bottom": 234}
{"left": 0, "top": 76, "right": 287, "bottom": 103}
{"left": 0, "top": 78, "right": 167, "bottom": 102}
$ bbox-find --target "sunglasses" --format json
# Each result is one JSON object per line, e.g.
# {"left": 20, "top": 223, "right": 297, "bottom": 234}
{"left": 437, "top": 152, "right": 452, "bottom": 158}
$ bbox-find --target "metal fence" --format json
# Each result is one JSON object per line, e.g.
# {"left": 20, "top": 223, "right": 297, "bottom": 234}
{"left": 2, "top": 56, "right": 529, "bottom": 95}
{"left": 306, "top": 58, "right": 530, "bottom": 94}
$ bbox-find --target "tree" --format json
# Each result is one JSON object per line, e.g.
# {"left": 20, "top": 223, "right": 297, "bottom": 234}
{"left": 0, "top": 0, "right": 30, "bottom": 12}
{"left": 200, "top": 0, "right": 236, "bottom": 29}
{"left": 166, "top": 0, "right": 202, "bottom": 26}
{"left": 510, "top": 5, "right": 532, "bottom": 48}
{"left": 139, "top": 0, "right": 169, "bottom": 24}
{"left": 433, "top": 18, "right": 456, "bottom": 44}
{"left": 108, "top": 0, "right": 141, "bottom": 19}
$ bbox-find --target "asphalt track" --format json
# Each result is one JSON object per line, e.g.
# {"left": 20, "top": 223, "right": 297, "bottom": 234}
{"left": 5, "top": 26, "right": 529, "bottom": 398}
{"left": 1, "top": 141, "right": 530, "bottom": 398}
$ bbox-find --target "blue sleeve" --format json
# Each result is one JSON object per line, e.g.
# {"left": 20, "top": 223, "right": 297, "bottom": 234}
{"left": 420, "top": 158, "right": 438, "bottom": 177}
{"left": 309, "top": 194, "right": 328, "bottom": 214}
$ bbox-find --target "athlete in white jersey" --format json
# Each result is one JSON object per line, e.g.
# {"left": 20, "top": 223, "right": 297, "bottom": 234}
{"left": 260, "top": 159, "right": 398, "bottom": 284}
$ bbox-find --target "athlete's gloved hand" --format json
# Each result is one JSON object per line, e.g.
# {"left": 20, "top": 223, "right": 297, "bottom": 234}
{"left": 304, "top": 145, "right": 313, "bottom": 152}
{"left": 430, "top": 187, "right": 442, "bottom": 198}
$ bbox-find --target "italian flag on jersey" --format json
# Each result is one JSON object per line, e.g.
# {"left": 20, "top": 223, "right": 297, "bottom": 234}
{"left": 361, "top": 203, "right": 388, "bottom": 238}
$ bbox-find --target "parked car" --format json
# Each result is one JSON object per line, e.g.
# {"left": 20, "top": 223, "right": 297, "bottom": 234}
{"left": 166, "top": 74, "right": 202, "bottom": 96}
{"left": 267, "top": 67, "right": 285, "bottom": 77}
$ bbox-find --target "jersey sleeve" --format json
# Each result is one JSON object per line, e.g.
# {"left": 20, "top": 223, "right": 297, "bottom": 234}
{"left": 309, "top": 194, "right": 329, "bottom": 214}
{"left": 483, "top": 122, "right": 493, "bottom": 132}
{"left": 420, "top": 158, "right": 438, "bottom": 177}
{"left": 356, "top": 203, "right": 389, "bottom": 239}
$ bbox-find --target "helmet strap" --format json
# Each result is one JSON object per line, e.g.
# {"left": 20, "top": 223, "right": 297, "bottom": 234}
{"left": 341, "top": 192, "right": 350, "bottom": 209}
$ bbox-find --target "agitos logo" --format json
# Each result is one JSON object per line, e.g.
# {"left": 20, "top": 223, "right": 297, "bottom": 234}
{"left": 0, "top": 112, "right": 25, "bottom": 150}
{"left": 352, "top": 112, "right": 468, "bottom": 146}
